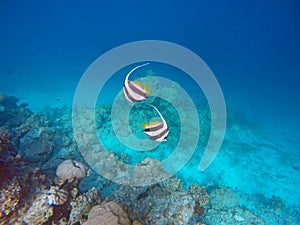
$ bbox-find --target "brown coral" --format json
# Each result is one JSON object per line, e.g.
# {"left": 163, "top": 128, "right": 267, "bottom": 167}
{"left": 194, "top": 200, "right": 205, "bottom": 216}
{"left": 83, "top": 201, "right": 131, "bottom": 225}
{"left": 46, "top": 185, "right": 69, "bottom": 206}
{"left": 56, "top": 159, "right": 90, "bottom": 181}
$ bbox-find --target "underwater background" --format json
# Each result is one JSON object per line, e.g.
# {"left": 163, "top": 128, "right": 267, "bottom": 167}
{"left": 0, "top": 0, "right": 299, "bottom": 224}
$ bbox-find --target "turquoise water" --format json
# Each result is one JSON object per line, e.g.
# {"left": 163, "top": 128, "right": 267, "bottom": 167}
{"left": 1, "top": 0, "right": 299, "bottom": 224}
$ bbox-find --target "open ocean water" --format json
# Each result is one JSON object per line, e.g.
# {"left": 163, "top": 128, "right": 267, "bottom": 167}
{"left": 0, "top": 0, "right": 299, "bottom": 224}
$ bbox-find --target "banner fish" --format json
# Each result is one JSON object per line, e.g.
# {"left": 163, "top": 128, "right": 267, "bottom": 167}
{"left": 123, "top": 63, "right": 151, "bottom": 102}
{"left": 142, "top": 105, "right": 169, "bottom": 142}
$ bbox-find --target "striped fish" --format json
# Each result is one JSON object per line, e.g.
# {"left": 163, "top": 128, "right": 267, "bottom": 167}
{"left": 142, "top": 105, "right": 169, "bottom": 142}
{"left": 123, "top": 63, "right": 151, "bottom": 102}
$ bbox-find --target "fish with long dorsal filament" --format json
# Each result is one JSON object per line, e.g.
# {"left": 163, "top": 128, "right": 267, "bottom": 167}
{"left": 142, "top": 105, "right": 169, "bottom": 142}
{"left": 123, "top": 63, "right": 151, "bottom": 102}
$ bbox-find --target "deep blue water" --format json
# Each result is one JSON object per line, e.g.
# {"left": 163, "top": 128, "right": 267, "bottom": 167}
{"left": 1, "top": 0, "right": 300, "bottom": 222}
{"left": 1, "top": 0, "right": 299, "bottom": 121}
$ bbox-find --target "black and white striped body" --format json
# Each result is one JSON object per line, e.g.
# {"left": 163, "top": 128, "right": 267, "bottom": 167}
{"left": 143, "top": 105, "right": 169, "bottom": 142}
{"left": 123, "top": 63, "right": 150, "bottom": 102}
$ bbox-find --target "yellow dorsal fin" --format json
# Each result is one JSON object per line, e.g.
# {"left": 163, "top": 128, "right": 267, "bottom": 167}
{"left": 133, "top": 80, "right": 143, "bottom": 88}
{"left": 142, "top": 122, "right": 149, "bottom": 128}
{"left": 149, "top": 121, "right": 161, "bottom": 126}
{"left": 144, "top": 85, "right": 151, "bottom": 94}
{"left": 133, "top": 81, "right": 151, "bottom": 94}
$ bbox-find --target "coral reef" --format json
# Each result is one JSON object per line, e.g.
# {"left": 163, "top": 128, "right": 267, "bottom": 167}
{"left": 0, "top": 93, "right": 299, "bottom": 225}
{"left": 0, "top": 167, "right": 48, "bottom": 224}
{"left": 0, "top": 159, "right": 100, "bottom": 224}
{"left": 18, "top": 184, "right": 100, "bottom": 225}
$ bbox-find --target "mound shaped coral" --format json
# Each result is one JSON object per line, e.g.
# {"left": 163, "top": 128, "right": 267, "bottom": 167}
{"left": 83, "top": 201, "right": 131, "bottom": 225}
{"left": 56, "top": 159, "right": 90, "bottom": 181}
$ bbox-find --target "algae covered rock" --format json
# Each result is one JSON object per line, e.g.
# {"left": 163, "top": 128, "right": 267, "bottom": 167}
{"left": 18, "top": 124, "right": 56, "bottom": 163}
{"left": 19, "top": 132, "right": 54, "bottom": 162}
{"left": 133, "top": 157, "right": 170, "bottom": 185}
